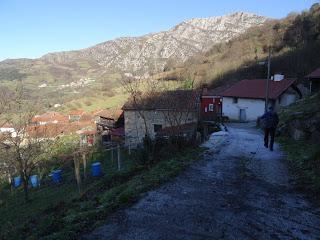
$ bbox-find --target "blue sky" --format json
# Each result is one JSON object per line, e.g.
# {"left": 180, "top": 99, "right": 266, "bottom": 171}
{"left": 0, "top": 0, "right": 318, "bottom": 61}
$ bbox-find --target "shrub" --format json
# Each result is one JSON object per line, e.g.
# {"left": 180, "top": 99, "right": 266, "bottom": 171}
{"left": 103, "top": 90, "right": 115, "bottom": 97}
{"left": 84, "top": 100, "right": 92, "bottom": 106}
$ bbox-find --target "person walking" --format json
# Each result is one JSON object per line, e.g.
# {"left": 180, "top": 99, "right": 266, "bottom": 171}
{"left": 260, "top": 106, "right": 279, "bottom": 151}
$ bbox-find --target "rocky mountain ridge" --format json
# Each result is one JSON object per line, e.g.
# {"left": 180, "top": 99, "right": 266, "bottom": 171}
{"left": 41, "top": 12, "right": 267, "bottom": 73}
{"left": 0, "top": 12, "right": 267, "bottom": 85}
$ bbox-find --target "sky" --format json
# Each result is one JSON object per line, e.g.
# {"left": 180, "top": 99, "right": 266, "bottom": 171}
{"left": 0, "top": 0, "right": 318, "bottom": 61}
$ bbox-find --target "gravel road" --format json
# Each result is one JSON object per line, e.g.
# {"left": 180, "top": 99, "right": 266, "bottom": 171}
{"left": 83, "top": 123, "right": 320, "bottom": 240}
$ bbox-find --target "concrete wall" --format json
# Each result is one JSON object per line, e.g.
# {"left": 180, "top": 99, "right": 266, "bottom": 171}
{"left": 276, "top": 93, "right": 296, "bottom": 108}
{"left": 124, "top": 110, "right": 198, "bottom": 146}
{"left": 222, "top": 97, "right": 265, "bottom": 121}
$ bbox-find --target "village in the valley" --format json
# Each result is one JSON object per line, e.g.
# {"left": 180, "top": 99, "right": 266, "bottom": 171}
{"left": 2, "top": 70, "right": 319, "bottom": 148}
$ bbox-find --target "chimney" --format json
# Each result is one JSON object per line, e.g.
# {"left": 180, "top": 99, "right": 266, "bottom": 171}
{"left": 202, "top": 83, "right": 208, "bottom": 95}
{"left": 274, "top": 74, "right": 284, "bottom": 81}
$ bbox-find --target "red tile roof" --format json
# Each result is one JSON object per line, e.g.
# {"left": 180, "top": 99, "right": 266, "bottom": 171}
{"left": 122, "top": 90, "right": 198, "bottom": 111}
{"left": 202, "top": 85, "right": 230, "bottom": 97}
{"left": 306, "top": 67, "right": 320, "bottom": 79}
{"left": 70, "top": 121, "right": 96, "bottom": 130}
{"left": 26, "top": 124, "right": 67, "bottom": 138}
{"left": 94, "top": 109, "right": 123, "bottom": 120}
{"left": 221, "top": 79, "right": 296, "bottom": 100}
{"left": 79, "top": 113, "right": 94, "bottom": 122}
{"left": 31, "top": 112, "right": 68, "bottom": 124}
{"left": 69, "top": 109, "right": 85, "bottom": 116}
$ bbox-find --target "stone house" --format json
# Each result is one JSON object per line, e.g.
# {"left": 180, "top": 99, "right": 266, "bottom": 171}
{"left": 221, "top": 76, "right": 301, "bottom": 121}
{"left": 122, "top": 90, "right": 200, "bottom": 146}
{"left": 93, "top": 109, "right": 124, "bottom": 143}
{"left": 94, "top": 109, "right": 124, "bottom": 130}
{"left": 305, "top": 67, "right": 320, "bottom": 93}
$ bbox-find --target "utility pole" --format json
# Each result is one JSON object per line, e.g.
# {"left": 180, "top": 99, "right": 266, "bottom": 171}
{"left": 265, "top": 47, "right": 271, "bottom": 112}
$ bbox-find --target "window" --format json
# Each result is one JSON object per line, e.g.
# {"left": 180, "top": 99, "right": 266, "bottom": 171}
{"left": 233, "top": 97, "right": 238, "bottom": 104}
{"left": 208, "top": 104, "right": 214, "bottom": 111}
{"left": 154, "top": 124, "right": 162, "bottom": 133}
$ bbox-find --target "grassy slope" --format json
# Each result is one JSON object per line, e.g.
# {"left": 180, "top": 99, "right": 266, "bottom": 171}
{"left": 278, "top": 92, "right": 320, "bottom": 195}
{"left": 59, "top": 91, "right": 129, "bottom": 113}
{"left": 278, "top": 92, "right": 320, "bottom": 123}
{"left": 0, "top": 147, "right": 203, "bottom": 240}
{"left": 58, "top": 80, "right": 187, "bottom": 113}
{"left": 279, "top": 138, "right": 320, "bottom": 194}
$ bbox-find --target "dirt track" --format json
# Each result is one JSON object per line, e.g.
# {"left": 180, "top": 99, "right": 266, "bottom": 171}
{"left": 83, "top": 123, "right": 320, "bottom": 240}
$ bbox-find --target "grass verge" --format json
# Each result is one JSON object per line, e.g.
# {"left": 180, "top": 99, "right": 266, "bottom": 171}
{"left": 279, "top": 137, "right": 320, "bottom": 196}
{"left": 0, "top": 147, "right": 203, "bottom": 240}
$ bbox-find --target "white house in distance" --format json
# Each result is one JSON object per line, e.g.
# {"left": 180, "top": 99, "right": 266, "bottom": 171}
{"left": 221, "top": 75, "right": 301, "bottom": 121}
{"left": 0, "top": 123, "right": 17, "bottom": 138}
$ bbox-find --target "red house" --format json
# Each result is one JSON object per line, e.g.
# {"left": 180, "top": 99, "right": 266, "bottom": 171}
{"left": 200, "top": 85, "right": 228, "bottom": 121}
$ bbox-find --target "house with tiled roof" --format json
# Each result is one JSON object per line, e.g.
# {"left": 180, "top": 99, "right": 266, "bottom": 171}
{"left": 305, "top": 67, "right": 320, "bottom": 93}
{"left": 200, "top": 84, "right": 230, "bottom": 121}
{"left": 68, "top": 109, "right": 86, "bottom": 122}
{"left": 122, "top": 90, "right": 199, "bottom": 146}
{"left": 221, "top": 75, "right": 301, "bottom": 121}
{"left": 94, "top": 109, "right": 123, "bottom": 129}
{"left": 26, "top": 124, "right": 67, "bottom": 139}
{"left": 31, "top": 112, "right": 68, "bottom": 126}
{"left": 93, "top": 109, "right": 124, "bottom": 144}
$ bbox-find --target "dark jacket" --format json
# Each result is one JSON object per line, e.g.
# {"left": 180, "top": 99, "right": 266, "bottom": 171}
{"left": 261, "top": 110, "right": 279, "bottom": 129}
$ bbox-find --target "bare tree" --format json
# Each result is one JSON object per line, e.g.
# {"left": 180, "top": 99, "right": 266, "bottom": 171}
{"left": 0, "top": 83, "right": 54, "bottom": 201}
{"left": 121, "top": 74, "right": 199, "bottom": 156}
{"left": 0, "top": 86, "right": 14, "bottom": 185}
{"left": 121, "top": 75, "right": 159, "bottom": 140}
{"left": 159, "top": 90, "right": 198, "bottom": 142}
{"left": 0, "top": 86, "right": 13, "bottom": 121}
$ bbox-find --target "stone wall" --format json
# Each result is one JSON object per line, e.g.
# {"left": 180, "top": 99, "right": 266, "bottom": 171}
{"left": 124, "top": 110, "right": 198, "bottom": 146}
{"left": 278, "top": 111, "right": 320, "bottom": 141}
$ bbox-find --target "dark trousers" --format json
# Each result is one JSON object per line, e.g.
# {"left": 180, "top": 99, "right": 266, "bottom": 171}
{"left": 264, "top": 128, "right": 276, "bottom": 150}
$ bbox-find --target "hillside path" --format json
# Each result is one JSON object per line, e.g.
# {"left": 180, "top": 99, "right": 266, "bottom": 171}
{"left": 83, "top": 123, "right": 320, "bottom": 240}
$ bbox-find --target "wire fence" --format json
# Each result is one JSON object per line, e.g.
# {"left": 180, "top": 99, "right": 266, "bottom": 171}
{"left": 0, "top": 143, "right": 136, "bottom": 211}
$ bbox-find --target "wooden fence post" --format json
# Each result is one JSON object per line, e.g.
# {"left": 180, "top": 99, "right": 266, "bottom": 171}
{"left": 128, "top": 140, "right": 131, "bottom": 155}
{"left": 82, "top": 153, "right": 87, "bottom": 179}
{"left": 111, "top": 147, "right": 114, "bottom": 164}
{"left": 117, "top": 144, "right": 121, "bottom": 171}
{"left": 74, "top": 155, "right": 82, "bottom": 194}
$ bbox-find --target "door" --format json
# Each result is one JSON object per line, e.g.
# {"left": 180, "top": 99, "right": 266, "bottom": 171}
{"left": 239, "top": 109, "right": 246, "bottom": 121}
